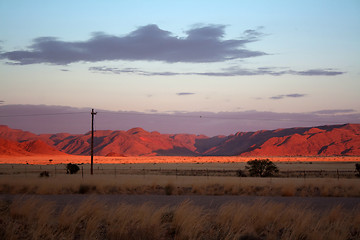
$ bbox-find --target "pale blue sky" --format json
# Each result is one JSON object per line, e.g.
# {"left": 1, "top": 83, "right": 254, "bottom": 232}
{"left": 1, "top": 0, "right": 359, "bottom": 118}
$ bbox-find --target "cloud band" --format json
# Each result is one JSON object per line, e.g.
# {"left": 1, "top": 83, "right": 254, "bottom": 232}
{"left": 0, "top": 24, "right": 266, "bottom": 65}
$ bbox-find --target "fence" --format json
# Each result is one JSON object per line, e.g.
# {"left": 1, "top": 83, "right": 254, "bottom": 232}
{"left": 0, "top": 164, "right": 358, "bottom": 179}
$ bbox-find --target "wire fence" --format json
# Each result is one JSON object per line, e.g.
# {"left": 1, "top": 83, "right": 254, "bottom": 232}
{"left": 0, "top": 164, "right": 358, "bottom": 179}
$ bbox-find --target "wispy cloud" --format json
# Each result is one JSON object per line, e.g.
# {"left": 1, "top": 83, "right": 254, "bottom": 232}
{"left": 89, "top": 66, "right": 344, "bottom": 77}
{"left": 176, "top": 92, "right": 195, "bottom": 96}
{"left": 0, "top": 24, "right": 266, "bottom": 65}
{"left": 312, "top": 109, "right": 356, "bottom": 115}
{"left": 292, "top": 69, "right": 345, "bottom": 76}
{"left": 89, "top": 66, "right": 180, "bottom": 76}
{"left": 194, "top": 67, "right": 344, "bottom": 76}
{"left": 270, "top": 94, "right": 307, "bottom": 100}
{"left": 0, "top": 100, "right": 4, "bottom": 104}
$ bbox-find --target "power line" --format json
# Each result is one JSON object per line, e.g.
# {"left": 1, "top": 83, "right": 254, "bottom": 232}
{"left": 0, "top": 112, "right": 89, "bottom": 118}
{"left": 97, "top": 111, "right": 352, "bottom": 124}
{"left": 0, "top": 110, "right": 355, "bottom": 125}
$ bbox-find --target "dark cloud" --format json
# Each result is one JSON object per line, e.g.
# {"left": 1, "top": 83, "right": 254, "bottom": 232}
{"left": 270, "top": 94, "right": 307, "bottom": 100}
{"left": 90, "top": 66, "right": 345, "bottom": 77}
{"left": 270, "top": 95, "right": 285, "bottom": 100}
{"left": 0, "top": 100, "right": 4, "bottom": 104}
{"left": 176, "top": 92, "right": 195, "bottom": 96}
{"left": 1, "top": 104, "right": 358, "bottom": 136}
{"left": 286, "top": 94, "right": 306, "bottom": 98}
{"left": 0, "top": 24, "right": 266, "bottom": 65}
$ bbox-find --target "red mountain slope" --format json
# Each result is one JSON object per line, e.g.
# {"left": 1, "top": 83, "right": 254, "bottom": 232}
{"left": 20, "top": 139, "right": 66, "bottom": 155}
{"left": 0, "top": 124, "right": 359, "bottom": 156}
{"left": 0, "top": 138, "right": 30, "bottom": 156}
{"left": 0, "top": 125, "right": 39, "bottom": 141}
{"left": 0, "top": 138, "right": 65, "bottom": 156}
{"left": 54, "top": 128, "right": 206, "bottom": 156}
{"left": 241, "top": 124, "right": 360, "bottom": 156}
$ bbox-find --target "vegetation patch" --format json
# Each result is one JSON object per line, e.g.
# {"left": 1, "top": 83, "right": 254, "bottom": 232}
{"left": 0, "top": 198, "right": 359, "bottom": 240}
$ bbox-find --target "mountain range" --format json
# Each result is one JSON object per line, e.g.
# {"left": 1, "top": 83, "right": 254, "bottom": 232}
{"left": 0, "top": 124, "right": 359, "bottom": 156}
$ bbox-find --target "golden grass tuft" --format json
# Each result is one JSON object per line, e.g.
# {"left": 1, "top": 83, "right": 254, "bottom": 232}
{"left": 1, "top": 174, "right": 360, "bottom": 197}
{"left": 0, "top": 198, "right": 359, "bottom": 240}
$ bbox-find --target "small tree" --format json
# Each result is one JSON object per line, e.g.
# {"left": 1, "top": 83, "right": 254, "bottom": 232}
{"left": 66, "top": 163, "right": 80, "bottom": 174}
{"left": 246, "top": 159, "right": 279, "bottom": 177}
{"left": 355, "top": 163, "right": 360, "bottom": 177}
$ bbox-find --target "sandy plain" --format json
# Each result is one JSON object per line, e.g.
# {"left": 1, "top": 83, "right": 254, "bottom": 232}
{"left": 0, "top": 155, "right": 359, "bottom": 165}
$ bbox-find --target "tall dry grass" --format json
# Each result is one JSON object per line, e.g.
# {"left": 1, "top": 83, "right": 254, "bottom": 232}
{"left": 0, "top": 197, "right": 359, "bottom": 240}
{"left": 1, "top": 174, "right": 360, "bottom": 197}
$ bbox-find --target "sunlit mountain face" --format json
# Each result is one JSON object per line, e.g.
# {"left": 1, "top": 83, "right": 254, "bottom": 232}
{"left": 1, "top": 124, "right": 359, "bottom": 157}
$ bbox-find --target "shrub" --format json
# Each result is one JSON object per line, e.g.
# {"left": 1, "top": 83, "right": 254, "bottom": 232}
{"left": 39, "top": 171, "right": 50, "bottom": 177}
{"left": 66, "top": 163, "right": 80, "bottom": 174}
{"left": 246, "top": 159, "right": 279, "bottom": 177}
{"left": 164, "top": 183, "right": 175, "bottom": 195}
{"left": 78, "top": 184, "right": 96, "bottom": 194}
{"left": 355, "top": 163, "right": 360, "bottom": 177}
{"left": 236, "top": 169, "right": 247, "bottom": 177}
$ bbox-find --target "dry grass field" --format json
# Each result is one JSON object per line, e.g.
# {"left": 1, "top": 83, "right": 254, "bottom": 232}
{"left": 0, "top": 157, "right": 359, "bottom": 197}
{"left": 1, "top": 173, "right": 360, "bottom": 197}
{"left": 1, "top": 156, "right": 360, "bottom": 239}
{"left": 1, "top": 197, "right": 359, "bottom": 240}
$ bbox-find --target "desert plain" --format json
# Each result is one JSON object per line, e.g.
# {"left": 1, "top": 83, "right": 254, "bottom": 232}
{"left": 0, "top": 154, "right": 359, "bottom": 165}
{"left": 1, "top": 124, "right": 360, "bottom": 239}
{"left": 1, "top": 155, "right": 360, "bottom": 239}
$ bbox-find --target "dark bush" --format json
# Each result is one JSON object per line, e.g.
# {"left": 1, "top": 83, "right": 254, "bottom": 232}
{"left": 39, "top": 171, "right": 50, "bottom": 177}
{"left": 66, "top": 163, "right": 80, "bottom": 174}
{"left": 236, "top": 169, "right": 247, "bottom": 177}
{"left": 246, "top": 159, "right": 279, "bottom": 177}
{"left": 355, "top": 163, "right": 360, "bottom": 177}
{"left": 78, "top": 184, "right": 96, "bottom": 194}
{"left": 164, "top": 183, "right": 175, "bottom": 195}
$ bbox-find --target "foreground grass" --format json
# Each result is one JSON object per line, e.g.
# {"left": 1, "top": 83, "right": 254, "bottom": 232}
{"left": 0, "top": 197, "right": 359, "bottom": 240}
{"left": 1, "top": 174, "right": 360, "bottom": 197}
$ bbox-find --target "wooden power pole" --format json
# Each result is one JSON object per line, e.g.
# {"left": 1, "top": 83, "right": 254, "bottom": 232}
{"left": 91, "top": 109, "right": 97, "bottom": 175}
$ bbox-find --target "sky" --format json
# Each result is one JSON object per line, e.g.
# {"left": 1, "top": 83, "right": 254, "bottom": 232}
{"left": 0, "top": 0, "right": 360, "bottom": 135}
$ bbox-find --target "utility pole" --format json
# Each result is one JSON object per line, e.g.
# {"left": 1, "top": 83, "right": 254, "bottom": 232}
{"left": 91, "top": 109, "right": 97, "bottom": 175}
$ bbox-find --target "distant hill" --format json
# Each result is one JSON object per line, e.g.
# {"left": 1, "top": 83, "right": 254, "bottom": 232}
{"left": 0, "top": 138, "right": 66, "bottom": 156}
{"left": 0, "top": 124, "right": 359, "bottom": 156}
{"left": 206, "top": 124, "right": 360, "bottom": 156}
